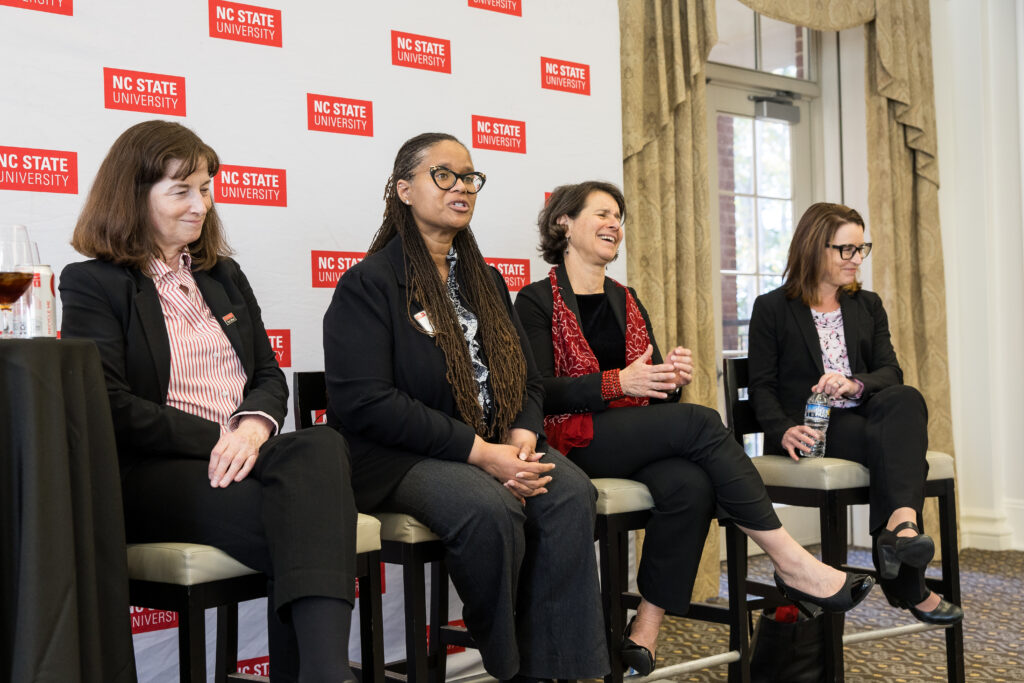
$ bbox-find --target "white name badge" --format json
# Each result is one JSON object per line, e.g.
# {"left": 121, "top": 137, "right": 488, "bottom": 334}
{"left": 413, "top": 310, "right": 435, "bottom": 335}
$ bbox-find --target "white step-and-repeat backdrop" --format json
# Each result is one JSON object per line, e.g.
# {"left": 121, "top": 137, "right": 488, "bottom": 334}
{"left": 1, "top": 0, "right": 626, "bottom": 680}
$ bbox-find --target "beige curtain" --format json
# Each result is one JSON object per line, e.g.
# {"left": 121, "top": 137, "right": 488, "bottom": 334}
{"left": 618, "top": 0, "right": 721, "bottom": 601}
{"left": 735, "top": 0, "right": 954, "bottom": 542}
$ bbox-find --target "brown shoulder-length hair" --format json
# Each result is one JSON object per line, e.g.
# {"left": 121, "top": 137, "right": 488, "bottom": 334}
{"left": 536, "top": 180, "right": 626, "bottom": 264}
{"left": 782, "top": 202, "right": 865, "bottom": 306}
{"left": 71, "top": 120, "right": 231, "bottom": 272}
{"left": 366, "top": 132, "right": 526, "bottom": 442}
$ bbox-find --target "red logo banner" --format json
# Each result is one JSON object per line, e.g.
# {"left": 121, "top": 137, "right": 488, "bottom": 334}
{"left": 103, "top": 68, "right": 186, "bottom": 116}
{"left": 131, "top": 607, "right": 178, "bottom": 634}
{"left": 0, "top": 0, "right": 72, "bottom": 15}
{"left": 307, "top": 94, "right": 373, "bottom": 136}
{"left": 541, "top": 57, "right": 590, "bottom": 95}
{"left": 311, "top": 250, "right": 366, "bottom": 288}
{"left": 468, "top": 0, "right": 521, "bottom": 16}
{"left": 237, "top": 656, "right": 270, "bottom": 677}
{"left": 354, "top": 562, "right": 386, "bottom": 598}
{"left": 0, "top": 146, "right": 77, "bottom": 194}
{"left": 391, "top": 30, "right": 451, "bottom": 74}
{"left": 471, "top": 115, "right": 526, "bottom": 154}
{"left": 215, "top": 165, "right": 287, "bottom": 206}
{"left": 484, "top": 257, "right": 530, "bottom": 292}
{"left": 266, "top": 329, "right": 290, "bottom": 367}
{"left": 209, "top": 0, "right": 282, "bottom": 47}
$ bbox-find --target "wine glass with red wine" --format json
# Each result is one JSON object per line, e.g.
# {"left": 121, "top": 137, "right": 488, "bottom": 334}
{"left": 0, "top": 226, "right": 36, "bottom": 338}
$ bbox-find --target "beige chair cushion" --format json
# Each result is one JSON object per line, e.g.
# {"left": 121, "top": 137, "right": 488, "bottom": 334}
{"left": 592, "top": 478, "right": 654, "bottom": 515}
{"left": 375, "top": 512, "right": 440, "bottom": 544}
{"left": 754, "top": 450, "right": 955, "bottom": 490}
{"left": 128, "top": 512, "right": 382, "bottom": 585}
{"left": 127, "top": 543, "right": 259, "bottom": 585}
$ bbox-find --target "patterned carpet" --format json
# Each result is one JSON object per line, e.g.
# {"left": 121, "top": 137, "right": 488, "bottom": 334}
{"left": 655, "top": 547, "right": 1024, "bottom": 682}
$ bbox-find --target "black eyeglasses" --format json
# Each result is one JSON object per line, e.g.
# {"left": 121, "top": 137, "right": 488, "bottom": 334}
{"left": 826, "top": 243, "right": 872, "bottom": 260}
{"left": 427, "top": 166, "right": 486, "bottom": 194}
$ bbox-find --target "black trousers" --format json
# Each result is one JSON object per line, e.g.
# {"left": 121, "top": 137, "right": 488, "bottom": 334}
{"left": 825, "top": 384, "right": 931, "bottom": 604}
{"left": 569, "top": 402, "right": 781, "bottom": 615}
{"left": 382, "top": 449, "right": 608, "bottom": 680}
{"left": 122, "top": 427, "right": 358, "bottom": 679}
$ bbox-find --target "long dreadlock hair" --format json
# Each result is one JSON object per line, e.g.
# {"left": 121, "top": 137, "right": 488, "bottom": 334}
{"left": 367, "top": 132, "right": 527, "bottom": 441}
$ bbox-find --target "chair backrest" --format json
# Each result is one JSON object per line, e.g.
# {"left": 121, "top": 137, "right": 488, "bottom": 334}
{"left": 293, "top": 371, "right": 328, "bottom": 430}
{"left": 722, "top": 357, "right": 762, "bottom": 447}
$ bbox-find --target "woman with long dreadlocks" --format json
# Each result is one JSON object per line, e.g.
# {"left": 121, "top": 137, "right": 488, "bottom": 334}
{"left": 322, "top": 133, "right": 608, "bottom": 683}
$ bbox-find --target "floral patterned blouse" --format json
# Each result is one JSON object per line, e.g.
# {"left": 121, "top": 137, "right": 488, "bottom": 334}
{"left": 812, "top": 307, "right": 861, "bottom": 408}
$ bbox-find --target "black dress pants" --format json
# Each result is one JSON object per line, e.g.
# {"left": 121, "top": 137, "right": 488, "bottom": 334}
{"left": 825, "top": 384, "right": 931, "bottom": 604}
{"left": 569, "top": 402, "right": 781, "bottom": 615}
{"left": 122, "top": 427, "right": 358, "bottom": 680}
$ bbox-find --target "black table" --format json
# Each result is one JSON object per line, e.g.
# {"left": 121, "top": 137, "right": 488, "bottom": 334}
{"left": 1, "top": 338, "right": 137, "bottom": 682}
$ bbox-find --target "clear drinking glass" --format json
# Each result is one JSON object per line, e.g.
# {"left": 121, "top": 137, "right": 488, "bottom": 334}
{"left": 0, "top": 226, "right": 36, "bottom": 339}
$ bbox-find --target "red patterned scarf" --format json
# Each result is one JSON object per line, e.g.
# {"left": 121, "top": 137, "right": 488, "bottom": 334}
{"left": 544, "top": 267, "right": 651, "bottom": 454}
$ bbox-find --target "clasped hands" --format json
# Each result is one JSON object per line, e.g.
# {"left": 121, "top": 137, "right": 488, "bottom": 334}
{"left": 618, "top": 344, "right": 693, "bottom": 399}
{"left": 469, "top": 428, "right": 553, "bottom": 505}
{"left": 781, "top": 372, "right": 857, "bottom": 460}
{"left": 208, "top": 414, "right": 274, "bottom": 487}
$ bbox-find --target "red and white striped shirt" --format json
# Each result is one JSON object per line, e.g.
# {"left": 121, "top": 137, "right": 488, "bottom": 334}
{"left": 150, "top": 253, "right": 261, "bottom": 434}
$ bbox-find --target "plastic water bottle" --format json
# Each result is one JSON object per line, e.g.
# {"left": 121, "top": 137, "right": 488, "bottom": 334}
{"left": 803, "top": 391, "right": 831, "bottom": 458}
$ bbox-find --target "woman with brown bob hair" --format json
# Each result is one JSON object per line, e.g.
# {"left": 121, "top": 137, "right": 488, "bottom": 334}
{"left": 516, "top": 182, "right": 874, "bottom": 674}
{"left": 323, "top": 133, "right": 607, "bottom": 683}
{"left": 747, "top": 201, "right": 963, "bottom": 625}
{"left": 61, "top": 120, "right": 361, "bottom": 682}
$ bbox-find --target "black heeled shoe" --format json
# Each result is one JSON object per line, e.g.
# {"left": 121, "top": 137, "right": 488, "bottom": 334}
{"left": 881, "top": 588, "right": 964, "bottom": 626}
{"left": 876, "top": 521, "right": 935, "bottom": 580}
{"left": 621, "top": 615, "right": 656, "bottom": 676}
{"left": 774, "top": 571, "right": 875, "bottom": 618}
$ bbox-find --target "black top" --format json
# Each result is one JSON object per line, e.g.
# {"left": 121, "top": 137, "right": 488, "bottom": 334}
{"left": 576, "top": 293, "right": 625, "bottom": 371}
{"left": 746, "top": 285, "right": 904, "bottom": 452}
{"left": 323, "top": 235, "right": 545, "bottom": 511}
{"left": 514, "top": 263, "right": 681, "bottom": 416}
{"left": 59, "top": 257, "right": 288, "bottom": 476}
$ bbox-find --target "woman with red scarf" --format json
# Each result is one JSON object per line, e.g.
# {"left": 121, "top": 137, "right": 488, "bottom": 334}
{"left": 515, "top": 181, "right": 873, "bottom": 674}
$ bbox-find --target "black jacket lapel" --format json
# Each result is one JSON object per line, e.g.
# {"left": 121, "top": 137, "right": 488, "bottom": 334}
{"left": 604, "top": 277, "right": 627, "bottom": 335}
{"left": 788, "top": 296, "right": 825, "bottom": 375}
{"left": 554, "top": 263, "right": 583, "bottom": 324}
{"left": 131, "top": 270, "right": 172, "bottom": 399}
{"left": 839, "top": 292, "right": 862, "bottom": 372}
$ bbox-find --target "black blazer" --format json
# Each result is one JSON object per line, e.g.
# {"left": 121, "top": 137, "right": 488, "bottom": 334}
{"left": 323, "top": 235, "right": 545, "bottom": 511}
{"left": 514, "top": 263, "right": 681, "bottom": 416}
{"left": 59, "top": 258, "right": 287, "bottom": 475}
{"left": 747, "top": 285, "right": 903, "bottom": 451}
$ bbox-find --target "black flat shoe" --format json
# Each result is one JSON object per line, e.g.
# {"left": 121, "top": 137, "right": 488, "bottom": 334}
{"left": 774, "top": 571, "right": 875, "bottom": 618}
{"left": 876, "top": 521, "right": 935, "bottom": 580}
{"left": 621, "top": 615, "right": 655, "bottom": 676}
{"left": 883, "top": 589, "right": 964, "bottom": 626}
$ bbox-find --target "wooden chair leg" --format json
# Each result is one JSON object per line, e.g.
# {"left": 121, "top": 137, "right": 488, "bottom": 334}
{"left": 402, "top": 556, "right": 430, "bottom": 683}
{"left": 725, "top": 525, "right": 751, "bottom": 683}
{"left": 598, "top": 520, "right": 627, "bottom": 683}
{"left": 181, "top": 593, "right": 207, "bottom": 683}
{"left": 428, "top": 559, "right": 449, "bottom": 683}
{"left": 819, "top": 495, "right": 847, "bottom": 683}
{"left": 360, "top": 559, "right": 386, "bottom": 683}
{"left": 214, "top": 603, "right": 239, "bottom": 683}
{"left": 937, "top": 482, "right": 965, "bottom": 683}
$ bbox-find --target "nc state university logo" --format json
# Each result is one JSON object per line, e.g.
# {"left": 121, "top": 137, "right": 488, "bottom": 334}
{"left": 0, "top": 0, "right": 72, "bottom": 15}
{"left": 216, "top": 165, "right": 286, "bottom": 206}
{"left": 0, "top": 146, "right": 77, "bottom": 194}
{"left": 131, "top": 606, "right": 178, "bottom": 634}
{"left": 307, "top": 94, "right": 373, "bottom": 136}
{"left": 209, "top": 0, "right": 282, "bottom": 47}
{"left": 104, "top": 68, "right": 186, "bottom": 116}
{"left": 391, "top": 30, "right": 451, "bottom": 74}
{"left": 467, "top": 0, "right": 521, "bottom": 16}
{"left": 472, "top": 115, "right": 526, "bottom": 154}
{"left": 541, "top": 57, "right": 590, "bottom": 95}
{"left": 311, "top": 250, "right": 366, "bottom": 288}
{"left": 265, "top": 329, "right": 290, "bottom": 368}
{"left": 484, "top": 257, "right": 530, "bottom": 292}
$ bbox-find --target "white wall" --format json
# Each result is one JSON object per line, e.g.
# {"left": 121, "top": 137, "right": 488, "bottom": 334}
{"left": 931, "top": 0, "right": 1024, "bottom": 550}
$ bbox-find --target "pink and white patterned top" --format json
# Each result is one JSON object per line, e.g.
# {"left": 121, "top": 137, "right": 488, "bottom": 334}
{"left": 812, "top": 307, "right": 861, "bottom": 408}
{"left": 150, "top": 253, "right": 267, "bottom": 433}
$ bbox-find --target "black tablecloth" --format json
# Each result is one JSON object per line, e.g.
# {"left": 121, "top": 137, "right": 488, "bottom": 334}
{"left": 1, "top": 339, "right": 137, "bottom": 683}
